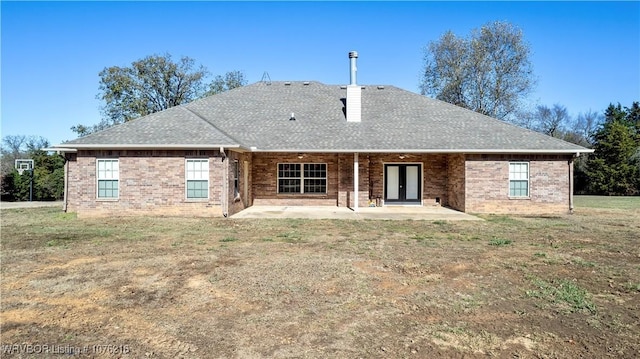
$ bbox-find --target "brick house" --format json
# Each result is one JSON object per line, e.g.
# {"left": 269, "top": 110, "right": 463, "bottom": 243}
{"left": 50, "top": 52, "right": 591, "bottom": 218}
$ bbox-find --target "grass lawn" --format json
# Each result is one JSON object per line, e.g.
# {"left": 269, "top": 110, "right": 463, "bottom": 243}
{"left": 574, "top": 195, "right": 640, "bottom": 210}
{"left": 1, "top": 200, "right": 639, "bottom": 358}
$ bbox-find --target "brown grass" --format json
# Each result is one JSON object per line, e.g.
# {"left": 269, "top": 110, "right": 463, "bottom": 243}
{"left": 1, "top": 204, "right": 639, "bottom": 358}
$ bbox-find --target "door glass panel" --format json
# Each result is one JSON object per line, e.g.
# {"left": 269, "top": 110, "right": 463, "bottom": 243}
{"left": 406, "top": 165, "right": 419, "bottom": 200}
{"left": 386, "top": 166, "right": 399, "bottom": 200}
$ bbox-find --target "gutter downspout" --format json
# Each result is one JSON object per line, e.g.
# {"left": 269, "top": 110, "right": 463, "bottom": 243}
{"left": 569, "top": 152, "right": 578, "bottom": 214}
{"left": 220, "top": 147, "right": 228, "bottom": 217}
{"left": 63, "top": 154, "right": 69, "bottom": 212}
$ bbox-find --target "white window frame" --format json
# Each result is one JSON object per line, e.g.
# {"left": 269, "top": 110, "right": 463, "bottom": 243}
{"left": 185, "top": 159, "right": 209, "bottom": 200}
{"left": 233, "top": 160, "right": 239, "bottom": 197}
{"left": 96, "top": 159, "right": 119, "bottom": 200}
{"left": 277, "top": 163, "right": 327, "bottom": 194}
{"left": 509, "top": 162, "right": 530, "bottom": 198}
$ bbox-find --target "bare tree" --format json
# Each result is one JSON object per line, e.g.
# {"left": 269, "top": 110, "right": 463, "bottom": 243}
{"left": 420, "top": 21, "right": 535, "bottom": 122}
{"left": 1, "top": 135, "right": 26, "bottom": 157}
{"left": 420, "top": 31, "right": 469, "bottom": 108}
{"left": 1, "top": 135, "right": 50, "bottom": 176}
{"left": 573, "top": 110, "right": 602, "bottom": 146}
{"left": 534, "top": 104, "right": 570, "bottom": 138}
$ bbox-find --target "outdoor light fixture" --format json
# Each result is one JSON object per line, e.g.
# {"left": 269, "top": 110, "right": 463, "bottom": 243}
{"left": 297, "top": 153, "right": 304, "bottom": 159}
{"left": 399, "top": 154, "right": 406, "bottom": 159}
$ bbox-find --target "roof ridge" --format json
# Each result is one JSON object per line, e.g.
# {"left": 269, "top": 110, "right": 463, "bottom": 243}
{"left": 181, "top": 106, "right": 245, "bottom": 148}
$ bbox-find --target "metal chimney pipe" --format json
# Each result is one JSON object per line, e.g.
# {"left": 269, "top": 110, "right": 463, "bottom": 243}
{"left": 349, "top": 51, "right": 358, "bottom": 85}
{"left": 346, "top": 51, "right": 362, "bottom": 122}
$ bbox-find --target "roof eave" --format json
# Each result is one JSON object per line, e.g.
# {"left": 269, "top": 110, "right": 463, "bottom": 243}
{"left": 248, "top": 148, "right": 594, "bottom": 155}
{"left": 50, "top": 144, "right": 243, "bottom": 150}
{"left": 42, "top": 147, "right": 78, "bottom": 153}
{"left": 48, "top": 144, "right": 593, "bottom": 155}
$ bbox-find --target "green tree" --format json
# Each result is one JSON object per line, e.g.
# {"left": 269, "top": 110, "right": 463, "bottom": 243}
{"left": 31, "top": 149, "right": 65, "bottom": 200}
{"left": 72, "top": 54, "right": 208, "bottom": 136}
{"left": 624, "top": 102, "right": 640, "bottom": 142}
{"left": 624, "top": 102, "right": 640, "bottom": 192}
{"left": 71, "top": 54, "right": 247, "bottom": 137}
{"left": 586, "top": 103, "right": 640, "bottom": 195}
{"left": 420, "top": 21, "right": 535, "bottom": 122}
{"left": 205, "top": 70, "right": 248, "bottom": 96}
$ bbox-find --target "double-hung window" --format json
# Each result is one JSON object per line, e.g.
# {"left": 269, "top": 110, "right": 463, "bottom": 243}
{"left": 97, "top": 159, "right": 119, "bottom": 199}
{"left": 186, "top": 159, "right": 209, "bottom": 199}
{"left": 303, "top": 163, "right": 327, "bottom": 193}
{"left": 278, "top": 163, "right": 326, "bottom": 194}
{"left": 509, "top": 162, "right": 529, "bottom": 197}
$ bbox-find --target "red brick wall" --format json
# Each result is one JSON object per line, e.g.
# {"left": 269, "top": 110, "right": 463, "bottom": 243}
{"left": 368, "top": 154, "right": 447, "bottom": 206}
{"left": 337, "top": 154, "right": 350, "bottom": 207}
{"left": 464, "top": 154, "right": 572, "bottom": 214}
{"left": 250, "top": 153, "right": 449, "bottom": 208}
{"left": 336, "top": 153, "right": 369, "bottom": 208}
{"left": 66, "top": 150, "right": 225, "bottom": 218}
{"left": 227, "top": 151, "right": 253, "bottom": 216}
{"left": 423, "top": 154, "right": 448, "bottom": 206}
{"left": 64, "top": 150, "right": 573, "bottom": 216}
{"left": 252, "top": 153, "right": 339, "bottom": 206}
{"left": 446, "top": 154, "right": 466, "bottom": 211}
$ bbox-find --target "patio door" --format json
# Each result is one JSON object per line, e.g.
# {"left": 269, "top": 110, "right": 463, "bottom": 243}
{"left": 384, "top": 164, "right": 421, "bottom": 204}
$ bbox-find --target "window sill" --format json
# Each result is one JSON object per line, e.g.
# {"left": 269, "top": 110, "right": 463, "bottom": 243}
{"left": 508, "top": 196, "right": 530, "bottom": 200}
{"left": 185, "top": 198, "right": 209, "bottom": 202}
{"left": 96, "top": 198, "right": 119, "bottom": 202}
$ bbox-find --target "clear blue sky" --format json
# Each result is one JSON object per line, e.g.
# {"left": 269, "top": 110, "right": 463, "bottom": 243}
{"left": 2, "top": 1, "right": 639, "bottom": 146}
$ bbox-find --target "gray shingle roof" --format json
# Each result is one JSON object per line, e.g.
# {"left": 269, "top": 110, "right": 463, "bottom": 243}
{"left": 64, "top": 106, "right": 238, "bottom": 147}
{"left": 62, "top": 81, "right": 589, "bottom": 153}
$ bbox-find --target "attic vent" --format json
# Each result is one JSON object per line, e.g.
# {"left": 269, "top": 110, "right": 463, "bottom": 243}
{"left": 377, "top": 86, "right": 385, "bottom": 90}
{"left": 284, "top": 82, "right": 291, "bottom": 86}
{"left": 303, "top": 81, "right": 310, "bottom": 85}
{"left": 289, "top": 112, "right": 295, "bottom": 121}
{"left": 340, "top": 85, "right": 347, "bottom": 89}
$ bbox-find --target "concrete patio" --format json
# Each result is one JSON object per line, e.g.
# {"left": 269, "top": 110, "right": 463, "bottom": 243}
{"left": 230, "top": 205, "right": 482, "bottom": 221}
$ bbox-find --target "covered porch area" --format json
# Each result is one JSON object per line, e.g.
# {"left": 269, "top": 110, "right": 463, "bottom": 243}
{"left": 230, "top": 205, "right": 480, "bottom": 221}
{"left": 249, "top": 152, "right": 465, "bottom": 211}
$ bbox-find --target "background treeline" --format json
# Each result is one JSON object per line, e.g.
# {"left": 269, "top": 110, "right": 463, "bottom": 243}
{"left": 1, "top": 136, "right": 64, "bottom": 201}
{"left": 517, "top": 102, "right": 639, "bottom": 195}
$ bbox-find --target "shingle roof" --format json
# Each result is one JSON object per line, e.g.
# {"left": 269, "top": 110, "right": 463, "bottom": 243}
{"left": 62, "top": 81, "right": 589, "bottom": 153}
{"left": 64, "top": 106, "right": 239, "bottom": 148}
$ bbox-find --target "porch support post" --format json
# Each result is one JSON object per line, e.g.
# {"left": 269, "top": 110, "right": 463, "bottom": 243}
{"left": 354, "top": 152, "right": 359, "bottom": 212}
{"left": 569, "top": 155, "right": 575, "bottom": 214}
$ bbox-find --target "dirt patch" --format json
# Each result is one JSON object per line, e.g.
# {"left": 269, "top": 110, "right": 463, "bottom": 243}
{"left": 1, "top": 206, "right": 639, "bottom": 358}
